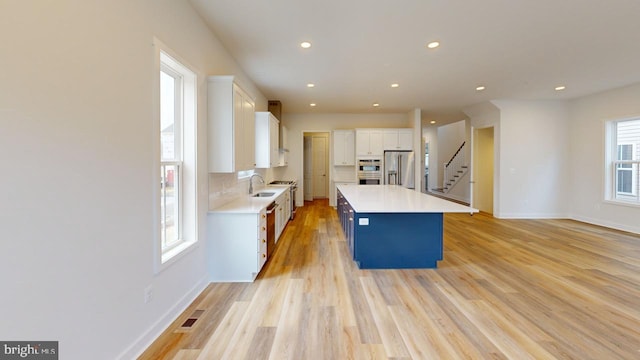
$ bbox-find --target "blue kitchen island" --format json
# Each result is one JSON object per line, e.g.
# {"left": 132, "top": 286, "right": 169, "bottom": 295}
{"left": 337, "top": 184, "right": 478, "bottom": 269}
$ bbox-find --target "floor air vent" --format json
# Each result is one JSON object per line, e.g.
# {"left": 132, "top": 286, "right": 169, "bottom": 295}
{"left": 180, "top": 310, "right": 205, "bottom": 329}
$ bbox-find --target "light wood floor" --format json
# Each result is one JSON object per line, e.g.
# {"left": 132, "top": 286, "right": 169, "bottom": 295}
{"left": 140, "top": 199, "right": 640, "bottom": 359}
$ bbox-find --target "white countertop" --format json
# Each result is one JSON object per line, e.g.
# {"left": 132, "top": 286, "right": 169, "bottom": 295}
{"left": 209, "top": 186, "right": 289, "bottom": 214}
{"left": 337, "top": 184, "right": 478, "bottom": 214}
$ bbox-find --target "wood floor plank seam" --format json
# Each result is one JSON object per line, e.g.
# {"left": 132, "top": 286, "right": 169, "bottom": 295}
{"left": 139, "top": 200, "right": 640, "bottom": 360}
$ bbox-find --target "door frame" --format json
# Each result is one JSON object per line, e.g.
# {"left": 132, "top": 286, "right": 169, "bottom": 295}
{"left": 301, "top": 131, "right": 330, "bottom": 201}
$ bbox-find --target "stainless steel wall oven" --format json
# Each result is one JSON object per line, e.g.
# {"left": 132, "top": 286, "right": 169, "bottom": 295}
{"left": 357, "top": 159, "right": 381, "bottom": 185}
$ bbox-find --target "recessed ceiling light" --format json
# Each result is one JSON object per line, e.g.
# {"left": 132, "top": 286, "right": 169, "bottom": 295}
{"left": 391, "top": 83, "right": 399, "bottom": 88}
{"left": 427, "top": 41, "right": 440, "bottom": 49}
{"left": 307, "top": 83, "right": 315, "bottom": 88}
{"left": 555, "top": 85, "right": 566, "bottom": 91}
{"left": 476, "top": 86, "right": 486, "bottom": 91}
{"left": 373, "top": 103, "right": 380, "bottom": 107}
{"left": 309, "top": 103, "right": 316, "bottom": 107}
{"left": 300, "top": 41, "right": 312, "bottom": 49}
{"left": 430, "top": 120, "right": 436, "bottom": 124}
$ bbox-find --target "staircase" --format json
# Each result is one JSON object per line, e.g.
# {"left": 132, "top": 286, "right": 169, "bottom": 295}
{"left": 443, "top": 142, "right": 468, "bottom": 193}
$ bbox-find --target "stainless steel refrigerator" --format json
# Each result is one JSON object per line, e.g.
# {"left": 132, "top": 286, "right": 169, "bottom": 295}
{"left": 384, "top": 150, "right": 415, "bottom": 188}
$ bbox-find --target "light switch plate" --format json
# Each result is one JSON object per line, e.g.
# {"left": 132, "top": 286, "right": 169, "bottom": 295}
{"left": 359, "top": 218, "right": 369, "bottom": 225}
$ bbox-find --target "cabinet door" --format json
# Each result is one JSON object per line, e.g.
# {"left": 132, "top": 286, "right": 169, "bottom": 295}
{"left": 397, "top": 129, "right": 413, "bottom": 150}
{"left": 269, "top": 117, "right": 279, "bottom": 166}
{"left": 233, "top": 89, "right": 245, "bottom": 171}
{"left": 356, "top": 130, "right": 383, "bottom": 156}
{"left": 355, "top": 130, "right": 369, "bottom": 156}
{"left": 383, "top": 130, "right": 398, "bottom": 150}
{"left": 343, "top": 131, "right": 355, "bottom": 165}
{"left": 242, "top": 95, "right": 256, "bottom": 170}
{"left": 369, "top": 130, "right": 383, "bottom": 156}
{"left": 334, "top": 130, "right": 355, "bottom": 165}
{"left": 334, "top": 131, "right": 346, "bottom": 165}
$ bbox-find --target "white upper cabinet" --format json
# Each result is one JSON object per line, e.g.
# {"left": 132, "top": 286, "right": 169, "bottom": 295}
{"left": 356, "top": 129, "right": 383, "bottom": 157}
{"left": 255, "top": 112, "right": 279, "bottom": 168}
{"left": 333, "top": 130, "right": 355, "bottom": 166}
{"left": 383, "top": 128, "right": 413, "bottom": 151}
{"left": 278, "top": 125, "right": 289, "bottom": 166}
{"left": 207, "top": 76, "right": 256, "bottom": 172}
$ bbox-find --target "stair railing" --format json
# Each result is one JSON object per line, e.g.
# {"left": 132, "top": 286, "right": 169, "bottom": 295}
{"left": 443, "top": 142, "right": 466, "bottom": 192}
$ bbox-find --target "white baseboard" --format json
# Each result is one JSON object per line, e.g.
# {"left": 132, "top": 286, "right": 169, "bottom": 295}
{"left": 117, "top": 276, "right": 209, "bottom": 360}
{"left": 496, "top": 212, "right": 568, "bottom": 219}
{"left": 570, "top": 214, "right": 640, "bottom": 235}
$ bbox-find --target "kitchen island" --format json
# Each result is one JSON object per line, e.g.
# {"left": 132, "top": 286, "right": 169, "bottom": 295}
{"left": 336, "top": 184, "right": 478, "bottom": 269}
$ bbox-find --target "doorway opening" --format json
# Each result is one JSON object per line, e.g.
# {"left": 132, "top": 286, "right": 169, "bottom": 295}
{"left": 303, "top": 132, "right": 329, "bottom": 201}
{"left": 422, "top": 142, "right": 429, "bottom": 193}
{"left": 472, "top": 126, "right": 494, "bottom": 214}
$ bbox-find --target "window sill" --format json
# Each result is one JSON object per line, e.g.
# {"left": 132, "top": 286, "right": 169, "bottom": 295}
{"left": 156, "top": 240, "right": 198, "bottom": 274}
{"left": 603, "top": 199, "right": 640, "bottom": 209}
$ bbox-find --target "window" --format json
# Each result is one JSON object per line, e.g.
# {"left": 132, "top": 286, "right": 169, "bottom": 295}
{"left": 606, "top": 117, "right": 640, "bottom": 205}
{"left": 155, "top": 40, "right": 198, "bottom": 271}
{"left": 237, "top": 169, "right": 255, "bottom": 179}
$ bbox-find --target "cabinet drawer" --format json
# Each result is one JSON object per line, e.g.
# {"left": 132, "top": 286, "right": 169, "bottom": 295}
{"left": 257, "top": 251, "right": 267, "bottom": 270}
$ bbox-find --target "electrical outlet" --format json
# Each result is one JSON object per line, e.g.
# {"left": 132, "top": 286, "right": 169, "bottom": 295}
{"left": 144, "top": 285, "right": 153, "bottom": 304}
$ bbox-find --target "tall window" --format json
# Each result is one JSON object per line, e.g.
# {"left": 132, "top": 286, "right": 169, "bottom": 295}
{"left": 606, "top": 117, "right": 640, "bottom": 204}
{"left": 160, "top": 63, "right": 183, "bottom": 251}
{"left": 156, "top": 43, "right": 198, "bottom": 269}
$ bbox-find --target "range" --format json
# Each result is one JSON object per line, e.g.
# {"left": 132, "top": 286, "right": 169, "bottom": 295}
{"left": 269, "top": 180, "right": 298, "bottom": 219}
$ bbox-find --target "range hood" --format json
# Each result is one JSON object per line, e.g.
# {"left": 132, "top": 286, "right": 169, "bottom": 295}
{"left": 268, "top": 100, "right": 289, "bottom": 151}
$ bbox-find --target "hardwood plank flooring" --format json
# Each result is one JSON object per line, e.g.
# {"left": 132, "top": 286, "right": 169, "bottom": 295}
{"left": 139, "top": 199, "right": 640, "bottom": 359}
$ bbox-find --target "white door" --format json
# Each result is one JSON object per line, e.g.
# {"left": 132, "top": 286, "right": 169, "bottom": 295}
{"left": 304, "top": 136, "right": 313, "bottom": 201}
{"left": 312, "top": 135, "right": 328, "bottom": 198}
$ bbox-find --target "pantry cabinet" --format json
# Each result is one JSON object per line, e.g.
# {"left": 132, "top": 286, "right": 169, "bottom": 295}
{"left": 255, "top": 112, "right": 279, "bottom": 168}
{"left": 207, "top": 76, "right": 256, "bottom": 172}
{"left": 333, "top": 130, "right": 355, "bottom": 165}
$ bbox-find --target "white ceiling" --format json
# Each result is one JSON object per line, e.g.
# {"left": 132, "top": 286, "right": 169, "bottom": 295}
{"left": 189, "top": 0, "right": 640, "bottom": 122}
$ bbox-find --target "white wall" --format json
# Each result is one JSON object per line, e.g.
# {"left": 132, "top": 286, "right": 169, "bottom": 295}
{"left": 493, "top": 100, "right": 570, "bottom": 218}
{"left": 0, "top": 1, "right": 265, "bottom": 359}
{"left": 568, "top": 82, "right": 640, "bottom": 233}
{"left": 464, "top": 101, "right": 501, "bottom": 214}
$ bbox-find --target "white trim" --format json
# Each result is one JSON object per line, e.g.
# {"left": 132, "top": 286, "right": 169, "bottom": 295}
{"left": 152, "top": 37, "right": 200, "bottom": 274}
{"left": 116, "top": 276, "right": 208, "bottom": 360}
{"left": 570, "top": 214, "right": 640, "bottom": 235}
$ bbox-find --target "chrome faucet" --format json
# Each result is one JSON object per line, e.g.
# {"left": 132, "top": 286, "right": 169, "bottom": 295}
{"left": 248, "top": 173, "right": 265, "bottom": 194}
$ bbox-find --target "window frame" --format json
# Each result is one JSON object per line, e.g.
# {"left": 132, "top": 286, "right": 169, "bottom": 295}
{"left": 153, "top": 38, "right": 199, "bottom": 273}
{"left": 605, "top": 117, "right": 640, "bottom": 206}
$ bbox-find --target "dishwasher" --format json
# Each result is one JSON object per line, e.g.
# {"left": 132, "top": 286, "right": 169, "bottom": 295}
{"left": 266, "top": 201, "right": 277, "bottom": 259}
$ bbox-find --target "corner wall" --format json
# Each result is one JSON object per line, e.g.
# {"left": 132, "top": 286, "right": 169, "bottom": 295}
{"left": 568, "top": 82, "right": 640, "bottom": 233}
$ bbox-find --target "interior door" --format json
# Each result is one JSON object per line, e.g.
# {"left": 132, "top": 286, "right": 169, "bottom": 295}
{"left": 312, "top": 135, "right": 328, "bottom": 198}
{"left": 304, "top": 136, "right": 313, "bottom": 201}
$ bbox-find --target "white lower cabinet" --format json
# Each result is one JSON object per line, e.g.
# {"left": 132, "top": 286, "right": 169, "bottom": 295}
{"left": 208, "top": 209, "right": 267, "bottom": 282}
{"left": 275, "top": 192, "right": 287, "bottom": 241}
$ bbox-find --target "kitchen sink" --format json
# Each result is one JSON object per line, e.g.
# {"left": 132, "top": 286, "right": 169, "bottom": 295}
{"left": 252, "top": 192, "right": 275, "bottom": 197}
